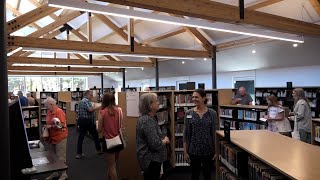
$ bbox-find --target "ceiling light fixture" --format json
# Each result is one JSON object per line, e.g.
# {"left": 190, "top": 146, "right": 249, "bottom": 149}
{"left": 48, "top": 0, "right": 304, "bottom": 43}
{"left": 293, "top": 43, "right": 298, "bottom": 47}
{"left": 252, "top": 50, "right": 256, "bottom": 54}
{"left": 204, "top": 58, "right": 207, "bottom": 61}
{"left": 182, "top": 61, "right": 185, "bottom": 64}
{"left": 22, "top": 47, "right": 199, "bottom": 60}
{"left": 141, "top": 67, "right": 144, "bottom": 70}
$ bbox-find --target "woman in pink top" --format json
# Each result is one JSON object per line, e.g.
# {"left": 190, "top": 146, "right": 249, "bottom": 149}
{"left": 98, "top": 93, "right": 123, "bottom": 180}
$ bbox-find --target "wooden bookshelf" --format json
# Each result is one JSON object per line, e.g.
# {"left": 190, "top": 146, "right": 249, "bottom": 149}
{"left": 216, "top": 130, "right": 320, "bottom": 180}
{"left": 312, "top": 118, "right": 320, "bottom": 146}
{"left": 22, "top": 106, "right": 40, "bottom": 141}
{"left": 58, "top": 101, "right": 77, "bottom": 125}
{"left": 255, "top": 87, "right": 320, "bottom": 118}
{"left": 40, "top": 91, "right": 58, "bottom": 123}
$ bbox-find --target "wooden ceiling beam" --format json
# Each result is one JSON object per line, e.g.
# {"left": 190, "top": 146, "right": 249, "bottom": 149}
{"left": 7, "top": 4, "right": 58, "bottom": 34}
{"left": 7, "top": 57, "right": 154, "bottom": 67}
{"left": 6, "top": 3, "right": 42, "bottom": 29}
{"left": 28, "top": 0, "right": 61, "bottom": 20}
{"left": 95, "top": 14, "right": 128, "bottom": 41}
{"left": 141, "top": 28, "right": 186, "bottom": 45}
{"left": 8, "top": 36, "right": 210, "bottom": 58}
{"left": 246, "top": 0, "right": 284, "bottom": 10}
{"left": 8, "top": 66, "right": 122, "bottom": 72}
{"left": 100, "top": 0, "right": 320, "bottom": 36}
{"left": 309, "top": 0, "right": 320, "bottom": 16}
{"left": 216, "top": 37, "right": 272, "bottom": 51}
{"left": 184, "top": 27, "right": 213, "bottom": 52}
{"left": 8, "top": 71, "right": 101, "bottom": 76}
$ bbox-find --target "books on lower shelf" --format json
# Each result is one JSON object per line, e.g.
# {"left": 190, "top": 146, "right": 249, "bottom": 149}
{"left": 220, "top": 109, "right": 233, "bottom": 118}
{"left": 248, "top": 157, "right": 285, "bottom": 180}
{"left": 239, "top": 122, "right": 265, "bottom": 130}
{"left": 174, "top": 124, "right": 184, "bottom": 134}
{"left": 218, "top": 166, "right": 238, "bottom": 180}
{"left": 175, "top": 107, "right": 188, "bottom": 121}
{"left": 175, "top": 152, "right": 189, "bottom": 166}
{"left": 157, "top": 110, "right": 169, "bottom": 125}
{"left": 175, "top": 137, "right": 183, "bottom": 150}
{"left": 220, "top": 119, "right": 236, "bottom": 130}
{"left": 219, "top": 141, "right": 248, "bottom": 177}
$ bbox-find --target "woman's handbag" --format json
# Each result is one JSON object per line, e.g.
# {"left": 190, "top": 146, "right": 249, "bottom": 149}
{"left": 291, "top": 116, "right": 301, "bottom": 140}
{"left": 105, "top": 107, "right": 128, "bottom": 149}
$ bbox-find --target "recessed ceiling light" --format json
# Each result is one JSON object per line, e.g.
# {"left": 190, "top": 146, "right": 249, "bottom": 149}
{"left": 125, "top": 70, "right": 127, "bottom": 73}
{"left": 182, "top": 61, "right": 185, "bottom": 64}
{"left": 252, "top": 50, "right": 256, "bottom": 54}
{"left": 204, "top": 58, "right": 207, "bottom": 61}
{"left": 141, "top": 67, "right": 144, "bottom": 70}
{"left": 293, "top": 43, "right": 298, "bottom": 47}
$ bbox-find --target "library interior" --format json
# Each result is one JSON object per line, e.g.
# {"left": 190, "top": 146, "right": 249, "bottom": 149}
{"left": 2, "top": 0, "right": 320, "bottom": 180}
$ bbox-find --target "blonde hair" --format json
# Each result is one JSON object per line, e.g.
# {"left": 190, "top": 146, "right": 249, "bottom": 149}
{"left": 139, "top": 93, "right": 157, "bottom": 115}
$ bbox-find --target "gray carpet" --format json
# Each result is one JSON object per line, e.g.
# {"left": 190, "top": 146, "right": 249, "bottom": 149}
{"left": 34, "top": 126, "right": 214, "bottom": 180}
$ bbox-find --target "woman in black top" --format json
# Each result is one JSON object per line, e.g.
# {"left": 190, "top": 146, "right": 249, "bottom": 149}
{"left": 183, "top": 89, "right": 218, "bottom": 180}
{"left": 136, "top": 93, "right": 170, "bottom": 180}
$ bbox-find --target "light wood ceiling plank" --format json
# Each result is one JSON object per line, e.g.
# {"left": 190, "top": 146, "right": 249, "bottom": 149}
{"left": 309, "top": 0, "right": 320, "bottom": 16}
{"left": 99, "top": 0, "right": 320, "bottom": 36}
{"left": 246, "top": 0, "right": 284, "bottom": 10}
{"left": 141, "top": 28, "right": 186, "bottom": 45}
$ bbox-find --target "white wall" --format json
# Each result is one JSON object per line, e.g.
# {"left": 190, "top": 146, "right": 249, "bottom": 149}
{"left": 125, "top": 65, "right": 320, "bottom": 89}
{"left": 88, "top": 75, "right": 119, "bottom": 89}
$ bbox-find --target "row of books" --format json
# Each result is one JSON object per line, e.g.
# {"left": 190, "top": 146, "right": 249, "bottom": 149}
{"left": 174, "top": 94, "right": 214, "bottom": 106}
{"left": 255, "top": 91, "right": 288, "bottom": 98}
{"left": 220, "top": 119, "right": 236, "bottom": 130}
{"left": 58, "top": 102, "right": 67, "bottom": 109}
{"left": 219, "top": 141, "right": 248, "bottom": 176}
{"left": 25, "top": 119, "right": 38, "bottom": 128}
{"left": 248, "top": 157, "right": 285, "bottom": 180}
{"left": 174, "top": 124, "right": 184, "bottom": 134}
{"left": 175, "top": 152, "right": 189, "bottom": 166}
{"left": 23, "top": 111, "right": 38, "bottom": 119}
{"left": 239, "top": 122, "right": 266, "bottom": 130}
{"left": 156, "top": 111, "right": 169, "bottom": 125}
{"left": 175, "top": 107, "right": 189, "bottom": 121}
{"left": 218, "top": 166, "right": 238, "bottom": 180}
{"left": 238, "top": 110, "right": 267, "bottom": 121}
{"left": 220, "top": 109, "right": 233, "bottom": 117}
{"left": 315, "top": 126, "right": 320, "bottom": 142}
{"left": 157, "top": 95, "right": 169, "bottom": 108}
{"left": 40, "top": 92, "right": 58, "bottom": 99}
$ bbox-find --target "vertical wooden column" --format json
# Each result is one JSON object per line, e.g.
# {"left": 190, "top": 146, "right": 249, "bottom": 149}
{"left": 212, "top": 46, "right": 217, "bottom": 89}
{"left": 122, "top": 68, "right": 126, "bottom": 92}
{"left": 155, "top": 58, "right": 159, "bottom": 90}
{"left": 1, "top": 1, "right": 10, "bottom": 179}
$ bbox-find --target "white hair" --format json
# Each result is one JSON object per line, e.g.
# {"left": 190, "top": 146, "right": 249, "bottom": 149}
{"left": 44, "top": 97, "right": 56, "bottom": 105}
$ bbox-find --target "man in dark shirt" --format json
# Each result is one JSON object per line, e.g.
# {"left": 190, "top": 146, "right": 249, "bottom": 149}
{"left": 232, "top": 86, "right": 253, "bottom": 105}
{"left": 18, "top": 91, "right": 28, "bottom": 106}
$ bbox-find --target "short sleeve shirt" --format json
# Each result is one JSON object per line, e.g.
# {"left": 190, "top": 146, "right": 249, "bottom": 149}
{"left": 77, "top": 98, "right": 95, "bottom": 120}
{"left": 233, "top": 93, "right": 253, "bottom": 105}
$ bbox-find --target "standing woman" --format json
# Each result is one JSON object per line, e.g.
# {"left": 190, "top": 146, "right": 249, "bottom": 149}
{"left": 98, "top": 93, "right": 123, "bottom": 180}
{"left": 43, "top": 97, "right": 68, "bottom": 180}
{"left": 292, "top": 88, "right": 312, "bottom": 144}
{"left": 183, "top": 89, "right": 218, "bottom": 180}
{"left": 265, "top": 95, "right": 292, "bottom": 136}
{"left": 136, "top": 93, "right": 169, "bottom": 180}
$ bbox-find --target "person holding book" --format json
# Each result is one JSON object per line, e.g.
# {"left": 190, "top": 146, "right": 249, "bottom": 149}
{"left": 136, "top": 93, "right": 169, "bottom": 180}
{"left": 232, "top": 86, "right": 253, "bottom": 105}
{"left": 292, "top": 88, "right": 312, "bottom": 144}
{"left": 43, "top": 97, "right": 68, "bottom": 180}
{"left": 183, "top": 89, "right": 218, "bottom": 180}
{"left": 264, "top": 95, "right": 292, "bottom": 136}
{"left": 97, "top": 93, "right": 124, "bottom": 180}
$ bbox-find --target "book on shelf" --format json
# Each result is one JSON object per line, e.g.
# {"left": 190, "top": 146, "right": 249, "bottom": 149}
{"left": 218, "top": 166, "right": 237, "bottom": 180}
{"left": 157, "top": 95, "right": 168, "bottom": 108}
{"left": 31, "top": 119, "right": 38, "bottom": 127}
{"left": 174, "top": 124, "right": 184, "bottom": 134}
{"left": 315, "top": 126, "right": 320, "bottom": 142}
{"left": 175, "top": 137, "right": 184, "bottom": 150}
{"left": 175, "top": 152, "right": 189, "bottom": 166}
{"left": 30, "top": 111, "right": 38, "bottom": 118}
{"left": 206, "top": 94, "right": 212, "bottom": 106}
{"left": 175, "top": 94, "right": 193, "bottom": 106}
{"left": 239, "top": 122, "right": 265, "bottom": 130}
{"left": 220, "top": 109, "right": 233, "bottom": 118}
{"left": 219, "top": 141, "right": 248, "bottom": 177}
{"left": 220, "top": 119, "right": 236, "bottom": 130}
{"left": 25, "top": 120, "right": 31, "bottom": 128}
{"left": 23, "top": 111, "right": 29, "bottom": 118}
{"left": 238, "top": 110, "right": 243, "bottom": 119}
{"left": 176, "top": 107, "right": 186, "bottom": 121}
{"left": 248, "top": 157, "right": 285, "bottom": 180}
{"left": 156, "top": 111, "right": 169, "bottom": 125}
{"left": 244, "top": 111, "right": 257, "bottom": 121}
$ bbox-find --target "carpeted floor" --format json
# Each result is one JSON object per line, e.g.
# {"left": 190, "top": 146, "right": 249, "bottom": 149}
{"left": 34, "top": 126, "right": 215, "bottom": 180}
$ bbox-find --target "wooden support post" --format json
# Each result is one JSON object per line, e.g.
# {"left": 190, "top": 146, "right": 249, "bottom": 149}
{"left": 0, "top": 1, "right": 10, "bottom": 179}
{"left": 212, "top": 46, "right": 217, "bottom": 89}
{"left": 155, "top": 58, "right": 159, "bottom": 90}
{"left": 122, "top": 68, "right": 126, "bottom": 92}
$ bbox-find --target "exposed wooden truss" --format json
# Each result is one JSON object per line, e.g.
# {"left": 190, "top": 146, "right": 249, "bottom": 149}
{"left": 246, "top": 0, "right": 285, "bottom": 10}
{"left": 8, "top": 66, "right": 122, "bottom": 72}
{"left": 8, "top": 36, "right": 211, "bottom": 58}
{"left": 99, "top": 0, "right": 320, "bottom": 36}
{"left": 7, "top": 57, "right": 154, "bottom": 67}
{"left": 141, "top": 28, "right": 186, "bottom": 45}
{"left": 309, "top": 0, "right": 320, "bottom": 16}
{"left": 6, "top": 3, "right": 41, "bottom": 29}
{"left": 7, "top": 4, "right": 58, "bottom": 34}
{"left": 216, "top": 37, "right": 272, "bottom": 51}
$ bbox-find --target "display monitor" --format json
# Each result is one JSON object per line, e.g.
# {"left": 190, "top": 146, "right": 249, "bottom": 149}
{"left": 9, "top": 101, "right": 33, "bottom": 178}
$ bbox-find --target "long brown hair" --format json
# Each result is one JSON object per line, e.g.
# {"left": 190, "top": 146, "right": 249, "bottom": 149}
{"left": 266, "top": 95, "right": 279, "bottom": 108}
{"left": 293, "top": 88, "right": 310, "bottom": 108}
{"left": 101, "top": 92, "right": 117, "bottom": 116}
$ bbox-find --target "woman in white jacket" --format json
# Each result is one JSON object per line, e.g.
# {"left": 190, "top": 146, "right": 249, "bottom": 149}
{"left": 265, "top": 95, "right": 291, "bottom": 136}
{"left": 292, "top": 88, "right": 312, "bottom": 144}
